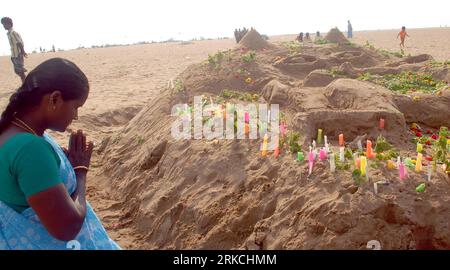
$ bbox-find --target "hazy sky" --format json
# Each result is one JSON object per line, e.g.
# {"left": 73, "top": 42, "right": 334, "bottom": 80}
{"left": 1, "top": 0, "right": 449, "bottom": 55}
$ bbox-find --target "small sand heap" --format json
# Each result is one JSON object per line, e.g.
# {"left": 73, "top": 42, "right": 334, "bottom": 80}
{"left": 325, "top": 27, "right": 349, "bottom": 44}
{"left": 238, "top": 28, "right": 271, "bottom": 50}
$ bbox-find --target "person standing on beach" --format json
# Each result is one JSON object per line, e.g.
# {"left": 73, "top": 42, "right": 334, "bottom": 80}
{"left": 1, "top": 17, "right": 27, "bottom": 83}
{"left": 347, "top": 20, "right": 353, "bottom": 38}
{"left": 397, "top": 26, "right": 410, "bottom": 48}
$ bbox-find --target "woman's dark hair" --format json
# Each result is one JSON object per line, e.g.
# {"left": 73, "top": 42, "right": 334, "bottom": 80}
{"left": 0, "top": 58, "right": 89, "bottom": 134}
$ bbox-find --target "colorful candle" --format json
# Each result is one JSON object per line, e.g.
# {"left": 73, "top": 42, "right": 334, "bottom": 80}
{"left": 399, "top": 160, "right": 406, "bottom": 180}
{"left": 356, "top": 158, "right": 361, "bottom": 169}
{"left": 280, "top": 122, "right": 286, "bottom": 137}
{"left": 366, "top": 140, "right": 374, "bottom": 158}
{"left": 416, "top": 183, "right": 426, "bottom": 193}
{"left": 415, "top": 153, "right": 423, "bottom": 172}
{"left": 262, "top": 134, "right": 268, "bottom": 157}
{"left": 308, "top": 151, "right": 314, "bottom": 175}
{"left": 319, "top": 148, "right": 327, "bottom": 161}
{"left": 317, "top": 129, "right": 323, "bottom": 145}
{"left": 357, "top": 140, "right": 363, "bottom": 152}
{"left": 416, "top": 143, "right": 423, "bottom": 153}
{"left": 360, "top": 156, "right": 367, "bottom": 176}
{"left": 324, "top": 136, "right": 329, "bottom": 152}
{"left": 353, "top": 153, "right": 359, "bottom": 167}
{"left": 244, "top": 112, "right": 250, "bottom": 123}
{"left": 379, "top": 118, "right": 385, "bottom": 129}
{"left": 297, "top": 151, "right": 304, "bottom": 162}
{"left": 339, "top": 134, "right": 344, "bottom": 147}
{"left": 245, "top": 123, "right": 250, "bottom": 135}
{"left": 330, "top": 153, "right": 336, "bottom": 173}
{"left": 274, "top": 136, "right": 279, "bottom": 158}
{"left": 387, "top": 160, "right": 396, "bottom": 169}
{"left": 339, "top": 147, "right": 345, "bottom": 162}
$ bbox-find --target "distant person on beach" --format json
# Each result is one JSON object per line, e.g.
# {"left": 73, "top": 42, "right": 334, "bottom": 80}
{"left": 347, "top": 20, "right": 353, "bottom": 38}
{"left": 1, "top": 17, "right": 27, "bottom": 83}
{"left": 397, "top": 26, "right": 410, "bottom": 48}
{"left": 296, "top": 32, "right": 303, "bottom": 42}
{"left": 0, "top": 58, "right": 120, "bottom": 250}
{"left": 304, "top": 32, "right": 312, "bottom": 42}
{"left": 315, "top": 31, "right": 321, "bottom": 40}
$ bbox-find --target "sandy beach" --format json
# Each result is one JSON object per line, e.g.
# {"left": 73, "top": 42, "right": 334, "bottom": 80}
{"left": 0, "top": 27, "right": 449, "bottom": 249}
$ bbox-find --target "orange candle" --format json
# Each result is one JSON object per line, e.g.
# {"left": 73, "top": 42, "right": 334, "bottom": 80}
{"left": 367, "top": 140, "right": 374, "bottom": 158}
{"left": 339, "top": 134, "right": 344, "bottom": 147}
{"left": 274, "top": 136, "right": 280, "bottom": 158}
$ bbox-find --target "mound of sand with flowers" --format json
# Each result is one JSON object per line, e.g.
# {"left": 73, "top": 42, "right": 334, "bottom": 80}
{"left": 95, "top": 35, "right": 450, "bottom": 249}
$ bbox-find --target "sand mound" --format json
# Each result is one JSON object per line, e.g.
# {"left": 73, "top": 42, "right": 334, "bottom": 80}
{"left": 324, "top": 28, "right": 349, "bottom": 44}
{"left": 303, "top": 70, "right": 340, "bottom": 87}
{"left": 238, "top": 28, "right": 272, "bottom": 50}
{"left": 96, "top": 40, "right": 450, "bottom": 250}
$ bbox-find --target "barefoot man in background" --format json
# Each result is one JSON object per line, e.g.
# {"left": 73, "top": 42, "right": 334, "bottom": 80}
{"left": 1, "top": 17, "right": 27, "bottom": 83}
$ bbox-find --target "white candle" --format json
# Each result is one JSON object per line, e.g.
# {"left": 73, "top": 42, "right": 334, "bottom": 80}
{"left": 357, "top": 140, "right": 363, "bottom": 152}
{"left": 339, "top": 147, "right": 345, "bottom": 162}
{"left": 330, "top": 153, "right": 336, "bottom": 173}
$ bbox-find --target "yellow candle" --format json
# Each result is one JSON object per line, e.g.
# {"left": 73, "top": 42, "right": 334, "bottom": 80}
{"left": 387, "top": 160, "right": 396, "bottom": 169}
{"left": 360, "top": 156, "right": 367, "bottom": 176}
{"left": 417, "top": 143, "right": 423, "bottom": 153}
{"left": 262, "top": 134, "right": 268, "bottom": 157}
{"left": 415, "top": 153, "right": 423, "bottom": 172}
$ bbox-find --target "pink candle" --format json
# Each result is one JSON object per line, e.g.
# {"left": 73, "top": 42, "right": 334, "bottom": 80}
{"left": 308, "top": 151, "right": 314, "bottom": 175}
{"left": 280, "top": 122, "right": 286, "bottom": 137}
{"left": 319, "top": 148, "right": 327, "bottom": 161}
{"left": 244, "top": 112, "right": 250, "bottom": 123}
{"left": 399, "top": 162, "right": 406, "bottom": 180}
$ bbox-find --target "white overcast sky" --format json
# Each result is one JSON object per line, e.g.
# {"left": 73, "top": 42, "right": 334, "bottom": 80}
{"left": 1, "top": 0, "right": 449, "bottom": 55}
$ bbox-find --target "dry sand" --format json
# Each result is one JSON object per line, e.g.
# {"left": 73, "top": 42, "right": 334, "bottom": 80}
{"left": 0, "top": 28, "right": 449, "bottom": 249}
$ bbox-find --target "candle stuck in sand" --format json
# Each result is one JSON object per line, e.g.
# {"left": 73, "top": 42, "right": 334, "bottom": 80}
{"left": 330, "top": 153, "right": 336, "bottom": 173}
{"left": 308, "top": 151, "right": 314, "bottom": 175}
{"left": 379, "top": 118, "right": 385, "bottom": 129}
{"left": 415, "top": 153, "right": 423, "bottom": 173}
{"left": 262, "top": 134, "right": 268, "bottom": 157}
{"left": 416, "top": 143, "right": 423, "bottom": 153}
{"left": 319, "top": 148, "right": 327, "bottom": 161}
{"left": 360, "top": 156, "right": 367, "bottom": 176}
{"left": 366, "top": 140, "right": 374, "bottom": 158}
{"left": 317, "top": 129, "right": 323, "bottom": 145}
{"left": 339, "top": 134, "right": 344, "bottom": 147}
{"left": 297, "top": 151, "right": 304, "bottom": 162}
{"left": 339, "top": 147, "right": 345, "bottom": 162}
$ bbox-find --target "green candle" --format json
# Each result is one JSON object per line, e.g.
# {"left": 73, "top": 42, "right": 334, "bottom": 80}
{"left": 317, "top": 129, "right": 323, "bottom": 145}
{"left": 297, "top": 151, "right": 304, "bottom": 162}
{"left": 416, "top": 183, "right": 426, "bottom": 193}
